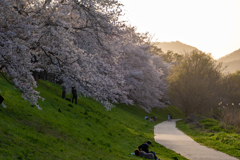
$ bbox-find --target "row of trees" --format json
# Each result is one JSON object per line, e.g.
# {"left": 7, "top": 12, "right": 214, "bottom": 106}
{"left": 165, "top": 50, "right": 240, "bottom": 119}
{"left": 0, "top": 0, "right": 169, "bottom": 111}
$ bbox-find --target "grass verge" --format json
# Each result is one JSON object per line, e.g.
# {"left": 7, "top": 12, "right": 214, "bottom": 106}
{"left": 0, "top": 76, "right": 187, "bottom": 160}
{"left": 176, "top": 118, "right": 240, "bottom": 159}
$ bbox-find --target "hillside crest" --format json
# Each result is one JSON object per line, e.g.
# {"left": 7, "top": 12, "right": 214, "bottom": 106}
{"left": 153, "top": 41, "right": 198, "bottom": 54}
{"left": 218, "top": 48, "right": 240, "bottom": 62}
{"left": 217, "top": 48, "right": 240, "bottom": 73}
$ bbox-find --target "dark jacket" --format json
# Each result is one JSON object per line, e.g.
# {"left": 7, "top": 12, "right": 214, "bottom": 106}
{"left": 0, "top": 95, "right": 4, "bottom": 104}
{"left": 72, "top": 87, "right": 77, "bottom": 97}
{"left": 138, "top": 143, "right": 149, "bottom": 153}
{"left": 139, "top": 151, "right": 155, "bottom": 159}
{"left": 62, "top": 86, "right": 66, "bottom": 92}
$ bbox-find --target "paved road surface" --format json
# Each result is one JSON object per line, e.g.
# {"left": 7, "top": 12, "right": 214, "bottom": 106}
{"left": 154, "top": 119, "right": 239, "bottom": 160}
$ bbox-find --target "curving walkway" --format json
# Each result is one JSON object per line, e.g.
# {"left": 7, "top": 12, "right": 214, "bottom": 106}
{"left": 154, "top": 119, "right": 239, "bottom": 160}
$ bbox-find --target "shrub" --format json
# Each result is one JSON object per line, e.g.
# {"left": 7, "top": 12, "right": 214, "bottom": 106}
{"left": 220, "top": 107, "right": 240, "bottom": 131}
{"left": 209, "top": 126, "right": 222, "bottom": 132}
{"left": 199, "top": 118, "right": 219, "bottom": 130}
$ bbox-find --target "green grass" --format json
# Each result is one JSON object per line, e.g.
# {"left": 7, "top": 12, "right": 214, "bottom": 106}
{"left": 0, "top": 75, "right": 187, "bottom": 160}
{"left": 176, "top": 118, "right": 240, "bottom": 159}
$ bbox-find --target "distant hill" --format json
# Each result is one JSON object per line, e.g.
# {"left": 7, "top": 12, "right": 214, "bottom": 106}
{"left": 221, "top": 60, "right": 240, "bottom": 73}
{"left": 153, "top": 41, "right": 240, "bottom": 73}
{"left": 153, "top": 41, "right": 199, "bottom": 54}
{"left": 218, "top": 48, "right": 240, "bottom": 63}
{"left": 217, "top": 48, "right": 240, "bottom": 73}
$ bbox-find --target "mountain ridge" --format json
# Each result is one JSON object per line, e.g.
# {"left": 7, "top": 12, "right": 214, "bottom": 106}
{"left": 218, "top": 48, "right": 240, "bottom": 62}
{"left": 153, "top": 41, "right": 240, "bottom": 73}
{"left": 217, "top": 48, "right": 240, "bottom": 73}
{"left": 153, "top": 41, "right": 199, "bottom": 54}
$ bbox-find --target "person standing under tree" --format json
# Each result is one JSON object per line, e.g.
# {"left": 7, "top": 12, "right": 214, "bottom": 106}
{"left": 62, "top": 84, "right": 66, "bottom": 99}
{"left": 71, "top": 87, "right": 77, "bottom": 104}
{"left": 0, "top": 91, "right": 6, "bottom": 108}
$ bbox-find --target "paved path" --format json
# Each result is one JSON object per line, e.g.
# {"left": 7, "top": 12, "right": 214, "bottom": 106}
{"left": 154, "top": 119, "right": 239, "bottom": 160}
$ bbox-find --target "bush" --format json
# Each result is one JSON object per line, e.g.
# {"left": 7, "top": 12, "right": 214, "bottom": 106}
{"left": 209, "top": 126, "right": 222, "bottom": 132}
{"left": 199, "top": 118, "right": 219, "bottom": 126}
{"left": 220, "top": 107, "right": 240, "bottom": 131}
{"left": 167, "top": 51, "right": 222, "bottom": 116}
{"left": 185, "top": 113, "right": 205, "bottom": 124}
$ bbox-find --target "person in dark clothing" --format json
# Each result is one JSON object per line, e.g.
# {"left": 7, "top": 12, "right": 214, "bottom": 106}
{"left": 71, "top": 87, "right": 77, "bottom": 104}
{"left": 138, "top": 140, "right": 151, "bottom": 153}
{"left": 0, "top": 91, "right": 6, "bottom": 108}
{"left": 0, "top": 94, "right": 4, "bottom": 104}
{"left": 138, "top": 141, "right": 160, "bottom": 160}
{"left": 62, "top": 84, "right": 66, "bottom": 99}
{"left": 134, "top": 149, "right": 155, "bottom": 159}
{"left": 0, "top": 94, "right": 6, "bottom": 108}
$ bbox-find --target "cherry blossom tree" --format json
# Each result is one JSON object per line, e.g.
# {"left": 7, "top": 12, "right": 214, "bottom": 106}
{"left": 119, "top": 27, "right": 170, "bottom": 111}
{"left": 0, "top": 0, "right": 129, "bottom": 109}
{"left": 0, "top": 0, "right": 169, "bottom": 111}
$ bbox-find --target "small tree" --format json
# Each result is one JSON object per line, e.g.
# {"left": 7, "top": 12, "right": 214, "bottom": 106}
{"left": 220, "top": 70, "right": 240, "bottom": 105}
{"left": 167, "top": 50, "right": 222, "bottom": 116}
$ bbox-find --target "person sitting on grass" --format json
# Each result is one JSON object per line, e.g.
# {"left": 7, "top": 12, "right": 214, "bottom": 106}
{"left": 149, "top": 117, "right": 153, "bottom": 122}
{"left": 154, "top": 116, "right": 157, "bottom": 122}
{"left": 134, "top": 149, "right": 160, "bottom": 160}
{"left": 138, "top": 140, "right": 160, "bottom": 160}
{"left": 145, "top": 115, "right": 149, "bottom": 120}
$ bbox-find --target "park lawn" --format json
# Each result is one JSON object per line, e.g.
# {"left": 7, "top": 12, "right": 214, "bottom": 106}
{"left": 176, "top": 119, "right": 240, "bottom": 159}
{"left": 0, "top": 75, "right": 187, "bottom": 160}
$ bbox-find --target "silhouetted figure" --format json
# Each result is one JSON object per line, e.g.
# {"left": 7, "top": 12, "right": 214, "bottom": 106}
{"left": 0, "top": 92, "right": 6, "bottom": 108}
{"left": 62, "top": 84, "right": 66, "bottom": 99}
{"left": 58, "top": 108, "right": 61, "bottom": 113}
{"left": 0, "top": 95, "right": 4, "bottom": 104}
{"left": 71, "top": 87, "right": 77, "bottom": 104}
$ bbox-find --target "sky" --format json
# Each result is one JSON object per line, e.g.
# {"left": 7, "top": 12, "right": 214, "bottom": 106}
{"left": 119, "top": 0, "right": 240, "bottom": 59}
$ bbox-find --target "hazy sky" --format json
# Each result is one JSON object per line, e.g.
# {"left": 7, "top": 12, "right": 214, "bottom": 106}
{"left": 119, "top": 0, "right": 240, "bottom": 59}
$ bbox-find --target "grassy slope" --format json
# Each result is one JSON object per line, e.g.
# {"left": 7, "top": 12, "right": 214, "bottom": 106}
{"left": 176, "top": 119, "right": 240, "bottom": 159}
{"left": 0, "top": 76, "right": 187, "bottom": 160}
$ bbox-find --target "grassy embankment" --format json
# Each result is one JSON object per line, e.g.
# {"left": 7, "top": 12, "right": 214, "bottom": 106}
{"left": 0, "top": 75, "right": 187, "bottom": 160}
{"left": 177, "top": 118, "right": 240, "bottom": 159}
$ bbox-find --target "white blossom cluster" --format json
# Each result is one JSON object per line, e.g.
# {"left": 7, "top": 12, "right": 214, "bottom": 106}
{"left": 0, "top": 0, "right": 170, "bottom": 111}
{"left": 119, "top": 28, "right": 170, "bottom": 111}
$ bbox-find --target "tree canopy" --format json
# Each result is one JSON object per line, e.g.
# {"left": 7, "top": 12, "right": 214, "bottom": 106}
{"left": 0, "top": 0, "right": 169, "bottom": 111}
{"left": 167, "top": 50, "right": 222, "bottom": 116}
